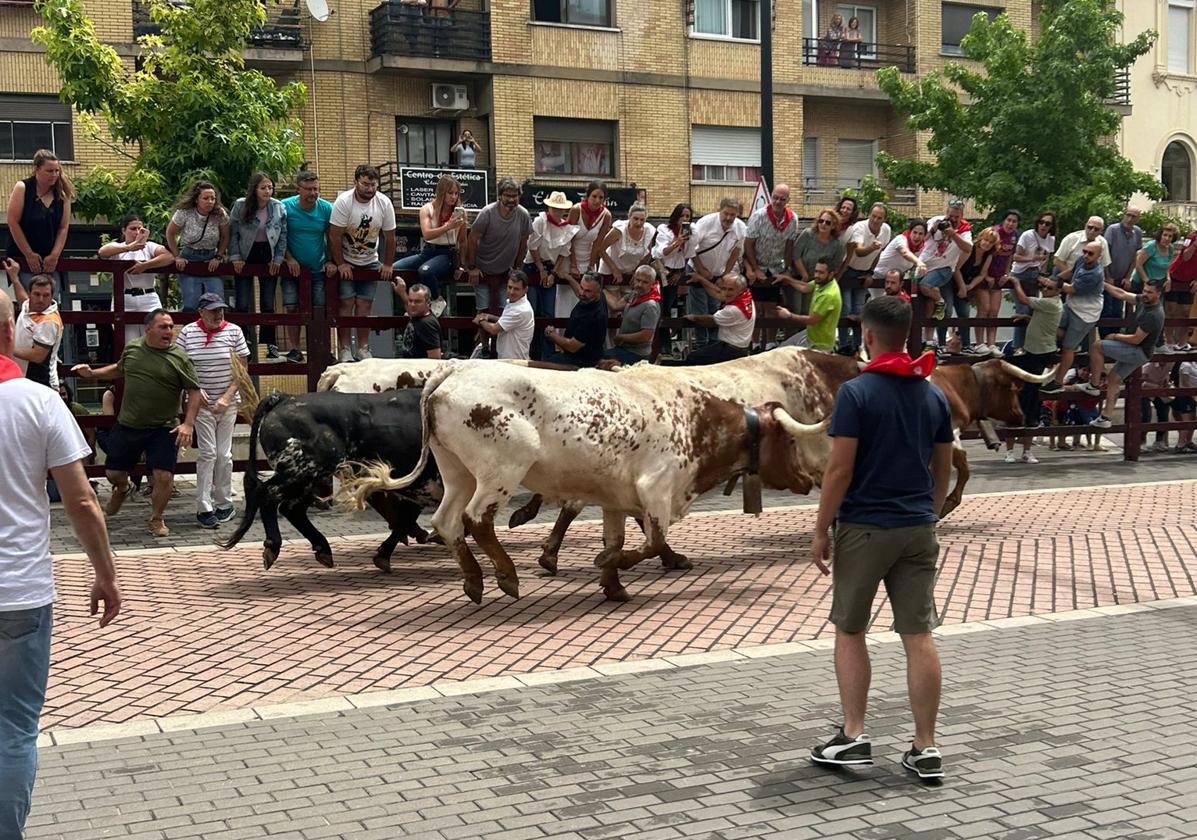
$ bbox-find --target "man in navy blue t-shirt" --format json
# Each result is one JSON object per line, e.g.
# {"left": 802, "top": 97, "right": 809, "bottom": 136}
{"left": 809, "top": 294, "right": 955, "bottom": 780}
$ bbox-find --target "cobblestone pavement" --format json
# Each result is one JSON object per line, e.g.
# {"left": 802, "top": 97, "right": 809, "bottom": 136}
{"left": 42, "top": 479, "right": 1197, "bottom": 731}
{"left": 28, "top": 603, "right": 1197, "bottom": 840}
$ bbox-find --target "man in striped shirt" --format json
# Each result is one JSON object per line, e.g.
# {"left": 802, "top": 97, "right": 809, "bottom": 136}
{"left": 177, "top": 293, "right": 250, "bottom": 529}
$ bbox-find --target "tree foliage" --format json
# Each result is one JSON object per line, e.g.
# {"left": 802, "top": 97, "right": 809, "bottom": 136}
{"left": 876, "top": 0, "right": 1162, "bottom": 232}
{"left": 32, "top": 0, "right": 306, "bottom": 231}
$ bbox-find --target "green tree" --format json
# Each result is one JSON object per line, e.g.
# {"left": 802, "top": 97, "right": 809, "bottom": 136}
{"left": 876, "top": 0, "right": 1162, "bottom": 231}
{"left": 32, "top": 0, "right": 306, "bottom": 231}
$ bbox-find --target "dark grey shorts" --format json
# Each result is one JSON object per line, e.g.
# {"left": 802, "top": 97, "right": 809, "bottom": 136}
{"left": 830, "top": 522, "right": 941, "bottom": 634}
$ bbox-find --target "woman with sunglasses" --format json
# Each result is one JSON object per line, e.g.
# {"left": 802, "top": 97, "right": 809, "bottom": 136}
{"left": 1010, "top": 211, "right": 1056, "bottom": 349}
{"left": 787, "top": 209, "right": 845, "bottom": 314}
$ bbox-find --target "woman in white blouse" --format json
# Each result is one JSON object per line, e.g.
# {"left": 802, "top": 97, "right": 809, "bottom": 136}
{"left": 595, "top": 203, "right": 654, "bottom": 307}
{"left": 523, "top": 190, "right": 578, "bottom": 355}
{"left": 97, "top": 211, "right": 176, "bottom": 346}
{"left": 561, "top": 181, "right": 612, "bottom": 319}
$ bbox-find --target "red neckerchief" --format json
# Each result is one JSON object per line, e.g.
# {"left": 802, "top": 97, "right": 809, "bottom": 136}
{"left": 544, "top": 211, "right": 571, "bottom": 228}
{"left": 197, "top": 318, "right": 229, "bottom": 347}
{"left": 579, "top": 201, "right": 604, "bottom": 229}
{"left": 629, "top": 282, "right": 662, "bottom": 308}
{"left": 888, "top": 290, "right": 912, "bottom": 302}
{"left": 437, "top": 204, "right": 454, "bottom": 225}
{"left": 0, "top": 355, "right": 22, "bottom": 383}
{"left": 863, "top": 350, "right": 935, "bottom": 378}
{"left": 724, "top": 288, "right": 754, "bottom": 320}
{"left": 765, "top": 204, "right": 793, "bottom": 232}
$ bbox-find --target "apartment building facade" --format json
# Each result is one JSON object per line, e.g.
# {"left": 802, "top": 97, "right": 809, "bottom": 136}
{"left": 1, "top": 0, "right": 1031, "bottom": 227}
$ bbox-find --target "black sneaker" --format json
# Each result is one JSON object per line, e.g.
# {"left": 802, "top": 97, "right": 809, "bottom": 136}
{"left": 214, "top": 506, "right": 236, "bottom": 524}
{"left": 810, "top": 727, "right": 873, "bottom": 766}
{"left": 285, "top": 349, "right": 304, "bottom": 364}
{"left": 265, "top": 345, "right": 282, "bottom": 362}
{"left": 196, "top": 511, "right": 219, "bottom": 529}
{"left": 902, "top": 745, "right": 945, "bottom": 779}
{"left": 1039, "top": 381, "right": 1064, "bottom": 395}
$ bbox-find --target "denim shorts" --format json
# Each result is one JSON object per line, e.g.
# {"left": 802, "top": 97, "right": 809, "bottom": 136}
{"left": 1100, "top": 338, "right": 1149, "bottom": 379}
{"left": 339, "top": 261, "right": 381, "bottom": 301}
{"left": 920, "top": 266, "right": 954, "bottom": 290}
{"left": 1061, "top": 311, "right": 1098, "bottom": 351}
{"left": 281, "top": 275, "right": 326, "bottom": 307}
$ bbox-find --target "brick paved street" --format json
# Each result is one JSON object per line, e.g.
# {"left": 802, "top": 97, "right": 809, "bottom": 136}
{"left": 28, "top": 603, "right": 1197, "bottom": 839}
{"left": 41, "top": 479, "right": 1197, "bottom": 733}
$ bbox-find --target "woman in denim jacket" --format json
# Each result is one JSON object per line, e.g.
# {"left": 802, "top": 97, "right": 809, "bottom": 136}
{"left": 228, "top": 172, "right": 288, "bottom": 360}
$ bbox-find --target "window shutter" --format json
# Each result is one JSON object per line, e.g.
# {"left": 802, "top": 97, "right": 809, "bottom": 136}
{"left": 837, "top": 139, "right": 876, "bottom": 188}
{"left": 1168, "top": 3, "right": 1192, "bottom": 74}
{"left": 691, "top": 125, "right": 761, "bottom": 166}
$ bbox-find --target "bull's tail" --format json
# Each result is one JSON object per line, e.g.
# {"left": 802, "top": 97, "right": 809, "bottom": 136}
{"left": 338, "top": 361, "right": 458, "bottom": 509}
{"left": 218, "top": 392, "right": 290, "bottom": 550}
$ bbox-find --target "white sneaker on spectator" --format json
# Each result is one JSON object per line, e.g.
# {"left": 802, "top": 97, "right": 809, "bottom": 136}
{"left": 1159, "top": 344, "right": 1178, "bottom": 354}
{"left": 356, "top": 346, "right": 373, "bottom": 362}
{"left": 338, "top": 347, "right": 354, "bottom": 364}
{"left": 966, "top": 344, "right": 989, "bottom": 356}
{"left": 1180, "top": 343, "right": 1193, "bottom": 352}
{"left": 1079, "top": 382, "right": 1102, "bottom": 397}
{"left": 431, "top": 298, "right": 448, "bottom": 318}
{"left": 1003, "top": 451, "right": 1018, "bottom": 463}
{"left": 1151, "top": 440, "right": 1170, "bottom": 453}
{"left": 1021, "top": 452, "right": 1039, "bottom": 464}
{"left": 990, "top": 344, "right": 1005, "bottom": 358}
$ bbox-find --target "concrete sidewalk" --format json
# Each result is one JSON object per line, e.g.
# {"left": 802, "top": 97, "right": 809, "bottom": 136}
{"left": 27, "top": 602, "right": 1197, "bottom": 840}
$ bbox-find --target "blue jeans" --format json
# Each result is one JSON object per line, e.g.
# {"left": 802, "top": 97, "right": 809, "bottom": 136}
{"left": 526, "top": 277, "right": 556, "bottom": 358}
{"left": 179, "top": 247, "right": 223, "bottom": 311}
{"left": 1010, "top": 268, "right": 1039, "bottom": 348}
{"left": 605, "top": 346, "right": 645, "bottom": 365}
{"left": 686, "top": 282, "right": 722, "bottom": 347}
{"left": 837, "top": 271, "right": 870, "bottom": 349}
{"left": 234, "top": 242, "right": 278, "bottom": 349}
{"left": 937, "top": 283, "right": 972, "bottom": 348}
{"left": 0, "top": 604, "right": 53, "bottom": 838}
{"left": 281, "top": 275, "right": 326, "bottom": 308}
{"left": 393, "top": 245, "right": 455, "bottom": 300}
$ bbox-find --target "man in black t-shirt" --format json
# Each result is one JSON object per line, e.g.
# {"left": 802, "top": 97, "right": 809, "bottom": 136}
{"left": 544, "top": 273, "right": 607, "bottom": 367}
{"left": 392, "top": 279, "right": 443, "bottom": 359}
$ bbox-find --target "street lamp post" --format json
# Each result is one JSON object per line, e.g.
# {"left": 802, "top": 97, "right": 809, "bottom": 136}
{"left": 760, "top": 0, "right": 773, "bottom": 191}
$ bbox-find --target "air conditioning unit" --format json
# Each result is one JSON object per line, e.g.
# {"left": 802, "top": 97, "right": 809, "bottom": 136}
{"left": 431, "top": 84, "right": 468, "bottom": 111}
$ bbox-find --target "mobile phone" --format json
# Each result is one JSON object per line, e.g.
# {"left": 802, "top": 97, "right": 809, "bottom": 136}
{"left": 681, "top": 221, "right": 692, "bottom": 236}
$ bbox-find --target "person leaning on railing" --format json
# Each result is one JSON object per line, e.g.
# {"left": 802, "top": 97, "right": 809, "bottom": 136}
{"left": 1088, "top": 281, "right": 1166, "bottom": 430}
{"left": 227, "top": 172, "right": 288, "bottom": 362}
{"left": 98, "top": 211, "right": 176, "bottom": 347}
{"left": 281, "top": 169, "right": 337, "bottom": 364}
{"left": 166, "top": 180, "right": 230, "bottom": 311}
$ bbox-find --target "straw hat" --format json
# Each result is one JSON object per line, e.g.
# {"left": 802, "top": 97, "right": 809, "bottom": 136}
{"left": 544, "top": 190, "right": 573, "bottom": 210}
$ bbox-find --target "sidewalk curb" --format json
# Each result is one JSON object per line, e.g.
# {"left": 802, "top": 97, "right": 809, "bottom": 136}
{"left": 39, "top": 594, "right": 1197, "bottom": 749}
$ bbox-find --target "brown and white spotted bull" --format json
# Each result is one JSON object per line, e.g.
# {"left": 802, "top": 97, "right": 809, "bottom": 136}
{"left": 317, "top": 358, "right": 446, "bottom": 394}
{"left": 930, "top": 358, "right": 1056, "bottom": 516}
{"left": 340, "top": 360, "right": 829, "bottom": 603}
{"left": 515, "top": 348, "right": 862, "bottom": 574}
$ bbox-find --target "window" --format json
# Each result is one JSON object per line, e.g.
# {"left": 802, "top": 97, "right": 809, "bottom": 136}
{"left": 1169, "top": 1, "right": 1193, "bottom": 74}
{"left": 0, "top": 96, "right": 73, "bottom": 163}
{"left": 803, "top": 136, "right": 820, "bottom": 192}
{"left": 838, "top": 3, "right": 876, "bottom": 55}
{"left": 396, "top": 119, "right": 453, "bottom": 167}
{"left": 837, "top": 138, "right": 877, "bottom": 189}
{"left": 803, "top": 0, "right": 817, "bottom": 39}
{"left": 691, "top": 125, "right": 761, "bottom": 183}
{"left": 532, "top": 0, "right": 612, "bottom": 27}
{"left": 534, "top": 118, "right": 615, "bottom": 176}
{"left": 1163, "top": 140, "right": 1193, "bottom": 202}
{"left": 693, "top": 0, "right": 759, "bottom": 40}
{"left": 941, "top": 3, "right": 1001, "bottom": 55}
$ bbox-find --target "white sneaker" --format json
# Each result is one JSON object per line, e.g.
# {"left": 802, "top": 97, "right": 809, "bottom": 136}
{"left": 355, "top": 346, "right": 373, "bottom": 362}
{"left": 990, "top": 344, "right": 1004, "bottom": 358}
{"left": 1021, "top": 452, "right": 1039, "bottom": 464}
{"left": 338, "top": 347, "right": 354, "bottom": 364}
{"left": 431, "top": 298, "right": 448, "bottom": 318}
{"left": 1004, "top": 451, "right": 1018, "bottom": 463}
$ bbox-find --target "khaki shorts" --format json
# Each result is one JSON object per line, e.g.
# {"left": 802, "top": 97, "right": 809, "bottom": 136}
{"left": 830, "top": 522, "right": 941, "bottom": 634}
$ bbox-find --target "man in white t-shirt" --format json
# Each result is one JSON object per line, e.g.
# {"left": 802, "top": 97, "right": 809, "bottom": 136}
{"left": 667, "top": 273, "right": 756, "bottom": 366}
{"left": 4, "top": 265, "right": 64, "bottom": 389}
{"left": 329, "top": 164, "right": 397, "bottom": 363}
{"left": 917, "top": 198, "right": 973, "bottom": 347}
{"left": 476, "top": 271, "right": 534, "bottom": 360}
{"left": 841, "top": 202, "right": 892, "bottom": 350}
{"left": 0, "top": 288, "right": 121, "bottom": 838}
{"left": 687, "top": 198, "right": 747, "bottom": 347}
{"left": 177, "top": 293, "right": 251, "bottom": 529}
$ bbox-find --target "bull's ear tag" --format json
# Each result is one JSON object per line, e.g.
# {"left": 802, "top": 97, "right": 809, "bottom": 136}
{"left": 742, "top": 473, "right": 763, "bottom": 515}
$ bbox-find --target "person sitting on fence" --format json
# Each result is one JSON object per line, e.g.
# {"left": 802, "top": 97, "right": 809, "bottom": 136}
{"left": 604, "top": 265, "right": 661, "bottom": 366}
{"left": 392, "top": 279, "right": 443, "bottom": 360}
{"left": 475, "top": 270, "right": 534, "bottom": 361}
{"left": 1053, "top": 216, "right": 1110, "bottom": 280}
{"left": 1042, "top": 242, "right": 1107, "bottom": 396}
{"left": 666, "top": 272, "right": 755, "bottom": 366}
{"left": 916, "top": 198, "right": 972, "bottom": 350}
{"left": 1172, "top": 359, "right": 1197, "bottom": 454}
{"left": 871, "top": 218, "right": 927, "bottom": 298}
{"left": 97, "top": 211, "right": 175, "bottom": 347}
{"left": 393, "top": 174, "right": 465, "bottom": 319}
{"left": 543, "top": 272, "right": 607, "bottom": 368}
{"left": 1088, "top": 281, "right": 1165, "bottom": 429}
{"left": 776, "top": 258, "right": 842, "bottom": 353}
{"left": 1004, "top": 274, "right": 1063, "bottom": 464}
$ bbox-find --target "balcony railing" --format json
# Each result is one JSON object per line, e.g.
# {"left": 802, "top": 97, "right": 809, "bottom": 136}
{"left": 1157, "top": 201, "right": 1197, "bottom": 228}
{"left": 801, "top": 37, "right": 915, "bottom": 74}
{"left": 370, "top": 3, "right": 491, "bottom": 62}
{"left": 802, "top": 177, "right": 917, "bottom": 207}
{"left": 132, "top": 0, "right": 304, "bottom": 49}
{"left": 1106, "top": 67, "right": 1131, "bottom": 107}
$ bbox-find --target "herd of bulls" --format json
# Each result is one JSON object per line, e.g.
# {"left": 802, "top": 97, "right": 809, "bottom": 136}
{"left": 220, "top": 349, "right": 1055, "bottom": 603}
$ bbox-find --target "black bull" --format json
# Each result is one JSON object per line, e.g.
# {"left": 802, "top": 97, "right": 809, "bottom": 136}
{"left": 219, "top": 390, "right": 443, "bottom": 572}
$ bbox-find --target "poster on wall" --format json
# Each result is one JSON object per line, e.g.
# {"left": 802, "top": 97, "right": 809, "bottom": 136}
{"left": 399, "top": 167, "right": 489, "bottom": 211}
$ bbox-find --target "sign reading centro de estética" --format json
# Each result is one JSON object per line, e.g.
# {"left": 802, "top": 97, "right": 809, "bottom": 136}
{"left": 399, "top": 167, "right": 489, "bottom": 211}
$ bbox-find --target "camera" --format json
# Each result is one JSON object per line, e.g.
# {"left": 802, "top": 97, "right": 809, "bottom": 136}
{"left": 936, "top": 219, "right": 952, "bottom": 233}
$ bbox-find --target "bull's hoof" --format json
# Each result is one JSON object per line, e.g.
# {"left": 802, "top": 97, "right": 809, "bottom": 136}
{"left": 594, "top": 547, "right": 620, "bottom": 569}
{"left": 262, "top": 546, "right": 279, "bottom": 570}
{"left": 537, "top": 553, "right": 559, "bottom": 575}
{"left": 603, "top": 585, "right": 632, "bottom": 603}
{"left": 428, "top": 532, "right": 446, "bottom": 546}
{"left": 413, "top": 528, "right": 430, "bottom": 545}
{"left": 497, "top": 576, "right": 521, "bottom": 599}
{"left": 985, "top": 442, "right": 1001, "bottom": 452}
{"left": 939, "top": 502, "right": 959, "bottom": 519}
{"left": 314, "top": 550, "right": 335, "bottom": 568}
{"left": 372, "top": 554, "right": 392, "bottom": 574}
{"left": 660, "top": 552, "right": 692, "bottom": 571}
{"left": 463, "top": 578, "right": 484, "bottom": 604}
{"left": 507, "top": 503, "right": 540, "bottom": 529}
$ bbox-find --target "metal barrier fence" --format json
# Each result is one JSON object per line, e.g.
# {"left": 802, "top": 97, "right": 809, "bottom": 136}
{"left": 17, "top": 258, "right": 1197, "bottom": 474}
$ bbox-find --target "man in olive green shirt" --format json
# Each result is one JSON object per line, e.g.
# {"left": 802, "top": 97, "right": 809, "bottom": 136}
{"left": 73, "top": 309, "right": 201, "bottom": 537}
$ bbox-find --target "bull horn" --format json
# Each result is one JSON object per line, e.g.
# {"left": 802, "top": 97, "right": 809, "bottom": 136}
{"left": 999, "top": 360, "right": 1058, "bottom": 385}
{"left": 772, "top": 407, "right": 830, "bottom": 436}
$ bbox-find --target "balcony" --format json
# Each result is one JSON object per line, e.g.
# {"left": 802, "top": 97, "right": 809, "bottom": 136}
{"left": 800, "top": 38, "right": 915, "bottom": 74}
{"left": 369, "top": 3, "right": 491, "bottom": 65}
{"left": 133, "top": 0, "right": 304, "bottom": 66}
{"left": 801, "top": 177, "right": 917, "bottom": 208}
{"left": 1157, "top": 201, "right": 1197, "bottom": 228}
{"left": 1106, "top": 67, "right": 1131, "bottom": 108}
